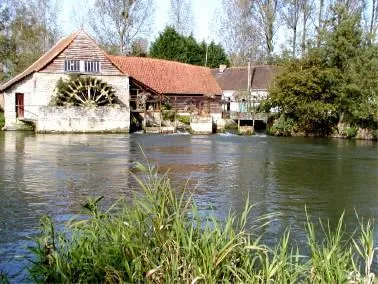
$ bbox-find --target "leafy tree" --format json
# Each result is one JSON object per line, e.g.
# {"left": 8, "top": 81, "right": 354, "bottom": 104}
{"left": 150, "top": 27, "right": 229, "bottom": 67}
{"left": 202, "top": 41, "right": 230, "bottom": 68}
{"left": 0, "top": 0, "right": 60, "bottom": 82}
{"left": 265, "top": 3, "right": 378, "bottom": 135}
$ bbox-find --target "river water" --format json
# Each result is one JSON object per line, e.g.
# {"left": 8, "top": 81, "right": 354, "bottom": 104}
{"left": 0, "top": 132, "right": 377, "bottom": 281}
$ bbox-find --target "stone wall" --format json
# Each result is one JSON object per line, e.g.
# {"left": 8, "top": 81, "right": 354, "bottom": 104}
{"left": 3, "top": 72, "right": 129, "bottom": 130}
{"left": 36, "top": 106, "right": 129, "bottom": 133}
{"left": 190, "top": 116, "right": 213, "bottom": 134}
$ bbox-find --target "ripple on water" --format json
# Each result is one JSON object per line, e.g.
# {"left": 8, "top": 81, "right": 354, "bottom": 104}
{"left": 0, "top": 133, "right": 377, "bottom": 281}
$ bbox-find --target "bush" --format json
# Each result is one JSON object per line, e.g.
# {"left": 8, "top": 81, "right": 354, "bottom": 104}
{"left": 343, "top": 126, "right": 358, "bottom": 138}
{"left": 268, "top": 115, "right": 296, "bottom": 136}
{"left": 0, "top": 111, "right": 4, "bottom": 128}
{"left": 162, "top": 110, "right": 175, "bottom": 122}
{"left": 28, "top": 162, "right": 377, "bottom": 283}
{"left": 178, "top": 115, "right": 190, "bottom": 125}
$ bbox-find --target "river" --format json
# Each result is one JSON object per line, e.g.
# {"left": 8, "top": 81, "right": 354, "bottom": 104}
{"left": 0, "top": 132, "right": 377, "bottom": 282}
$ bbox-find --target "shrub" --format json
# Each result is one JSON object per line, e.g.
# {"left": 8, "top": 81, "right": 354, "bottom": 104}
{"left": 162, "top": 110, "right": 175, "bottom": 122}
{"left": 0, "top": 111, "right": 4, "bottom": 128}
{"left": 178, "top": 115, "right": 190, "bottom": 125}
{"left": 268, "top": 115, "right": 296, "bottom": 136}
{"left": 28, "top": 162, "right": 377, "bottom": 283}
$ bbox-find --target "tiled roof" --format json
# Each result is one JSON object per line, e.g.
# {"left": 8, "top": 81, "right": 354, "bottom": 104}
{"left": 0, "top": 31, "right": 80, "bottom": 91}
{"left": 108, "top": 56, "right": 222, "bottom": 96}
{"left": 211, "top": 65, "right": 279, "bottom": 91}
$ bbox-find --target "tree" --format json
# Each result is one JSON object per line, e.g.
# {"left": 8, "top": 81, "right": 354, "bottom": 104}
{"left": 0, "top": 0, "right": 60, "bottom": 82}
{"left": 282, "top": 0, "right": 301, "bottom": 57}
{"left": 254, "top": 0, "right": 280, "bottom": 58}
{"left": 300, "top": 0, "right": 314, "bottom": 55}
{"left": 130, "top": 38, "right": 148, "bottom": 56}
{"left": 89, "top": 0, "right": 154, "bottom": 55}
{"left": 201, "top": 41, "right": 230, "bottom": 68}
{"left": 149, "top": 27, "right": 229, "bottom": 67}
{"left": 265, "top": 2, "right": 378, "bottom": 135}
{"left": 368, "top": 0, "right": 378, "bottom": 42}
{"left": 169, "top": 0, "right": 194, "bottom": 36}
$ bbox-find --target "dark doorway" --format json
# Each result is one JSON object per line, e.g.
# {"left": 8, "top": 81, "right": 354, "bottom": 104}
{"left": 15, "top": 93, "right": 24, "bottom": 118}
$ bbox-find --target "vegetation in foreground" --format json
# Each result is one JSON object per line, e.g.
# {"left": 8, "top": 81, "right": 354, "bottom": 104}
{"left": 29, "top": 163, "right": 377, "bottom": 283}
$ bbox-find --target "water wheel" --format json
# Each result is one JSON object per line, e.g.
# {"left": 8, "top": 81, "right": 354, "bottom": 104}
{"left": 54, "top": 77, "right": 116, "bottom": 107}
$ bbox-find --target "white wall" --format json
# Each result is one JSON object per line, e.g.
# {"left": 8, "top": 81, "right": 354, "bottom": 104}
{"left": 37, "top": 106, "right": 129, "bottom": 133}
{"left": 190, "top": 116, "right": 213, "bottom": 134}
{"left": 222, "top": 89, "right": 269, "bottom": 113}
{"left": 3, "top": 72, "right": 130, "bottom": 130}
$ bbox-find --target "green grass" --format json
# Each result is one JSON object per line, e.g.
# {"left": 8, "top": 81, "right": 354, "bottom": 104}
{"left": 28, "top": 162, "right": 377, "bottom": 283}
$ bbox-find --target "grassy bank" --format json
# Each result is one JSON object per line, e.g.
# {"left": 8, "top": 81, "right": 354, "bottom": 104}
{"left": 28, "top": 162, "right": 377, "bottom": 283}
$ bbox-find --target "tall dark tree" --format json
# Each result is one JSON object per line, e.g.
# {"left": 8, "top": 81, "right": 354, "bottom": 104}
{"left": 150, "top": 27, "right": 229, "bottom": 67}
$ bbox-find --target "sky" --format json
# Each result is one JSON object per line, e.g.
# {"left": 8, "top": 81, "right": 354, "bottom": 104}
{"left": 60, "top": 0, "right": 221, "bottom": 43}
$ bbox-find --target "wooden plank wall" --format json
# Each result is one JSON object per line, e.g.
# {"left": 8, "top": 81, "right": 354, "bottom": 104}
{"left": 41, "top": 33, "right": 122, "bottom": 75}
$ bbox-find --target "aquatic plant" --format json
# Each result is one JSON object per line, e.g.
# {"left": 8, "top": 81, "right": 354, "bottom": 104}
{"left": 28, "top": 162, "right": 377, "bottom": 283}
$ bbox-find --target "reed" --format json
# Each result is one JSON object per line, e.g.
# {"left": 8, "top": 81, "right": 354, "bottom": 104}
{"left": 28, "top": 162, "right": 377, "bottom": 283}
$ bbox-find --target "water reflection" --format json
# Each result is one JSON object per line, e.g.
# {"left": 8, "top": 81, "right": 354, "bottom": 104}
{"left": 0, "top": 133, "right": 377, "bottom": 281}
{"left": 0, "top": 133, "right": 131, "bottom": 280}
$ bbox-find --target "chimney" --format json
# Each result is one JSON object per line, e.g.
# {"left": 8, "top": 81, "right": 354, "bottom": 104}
{"left": 219, "top": 65, "right": 227, "bottom": 73}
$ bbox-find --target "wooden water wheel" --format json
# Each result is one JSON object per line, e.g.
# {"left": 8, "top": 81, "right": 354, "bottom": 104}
{"left": 54, "top": 77, "right": 116, "bottom": 107}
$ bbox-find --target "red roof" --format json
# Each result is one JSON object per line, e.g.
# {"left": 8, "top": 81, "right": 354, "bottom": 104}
{"left": 0, "top": 30, "right": 122, "bottom": 91}
{"left": 108, "top": 56, "right": 222, "bottom": 96}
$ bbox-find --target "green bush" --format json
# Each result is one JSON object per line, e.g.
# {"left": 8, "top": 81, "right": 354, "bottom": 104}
{"left": 268, "top": 115, "right": 296, "bottom": 136}
{"left": 0, "top": 112, "right": 4, "bottom": 128}
{"left": 162, "top": 110, "right": 175, "bottom": 122}
{"left": 178, "top": 115, "right": 190, "bottom": 125}
{"left": 28, "top": 162, "right": 377, "bottom": 283}
{"left": 342, "top": 126, "right": 358, "bottom": 138}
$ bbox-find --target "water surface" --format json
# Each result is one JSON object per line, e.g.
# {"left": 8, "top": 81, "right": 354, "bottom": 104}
{"left": 0, "top": 132, "right": 377, "bottom": 281}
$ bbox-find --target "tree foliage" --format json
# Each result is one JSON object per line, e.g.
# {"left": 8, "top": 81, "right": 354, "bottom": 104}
{"left": 0, "top": 0, "right": 60, "bottom": 82}
{"left": 265, "top": 3, "right": 378, "bottom": 135}
{"left": 149, "top": 27, "right": 229, "bottom": 67}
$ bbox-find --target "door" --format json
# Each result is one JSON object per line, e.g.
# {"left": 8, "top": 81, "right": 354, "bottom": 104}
{"left": 15, "top": 93, "right": 24, "bottom": 118}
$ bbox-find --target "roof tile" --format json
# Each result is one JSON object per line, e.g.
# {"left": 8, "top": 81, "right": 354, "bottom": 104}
{"left": 109, "top": 56, "right": 222, "bottom": 96}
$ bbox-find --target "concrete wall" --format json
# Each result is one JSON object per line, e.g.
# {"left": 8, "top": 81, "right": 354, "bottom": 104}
{"left": 37, "top": 106, "right": 129, "bottom": 133}
{"left": 3, "top": 72, "right": 129, "bottom": 130}
{"left": 190, "top": 116, "right": 213, "bottom": 134}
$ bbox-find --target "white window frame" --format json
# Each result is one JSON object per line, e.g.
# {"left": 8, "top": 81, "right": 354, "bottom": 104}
{"left": 84, "top": 60, "right": 101, "bottom": 73}
{"left": 64, "top": 60, "right": 80, "bottom": 72}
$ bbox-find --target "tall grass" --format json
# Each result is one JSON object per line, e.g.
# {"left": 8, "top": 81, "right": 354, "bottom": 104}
{"left": 28, "top": 162, "right": 377, "bottom": 283}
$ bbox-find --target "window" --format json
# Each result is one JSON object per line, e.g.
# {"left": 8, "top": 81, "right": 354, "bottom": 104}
{"left": 64, "top": 60, "right": 80, "bottom": 72}
{"left": 84, "top": 61, "right": 100, "bottom": 73}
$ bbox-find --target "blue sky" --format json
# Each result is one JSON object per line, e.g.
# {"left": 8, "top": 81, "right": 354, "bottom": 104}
{"left": 60, "top": 0, "right": 221, "bottom": 43}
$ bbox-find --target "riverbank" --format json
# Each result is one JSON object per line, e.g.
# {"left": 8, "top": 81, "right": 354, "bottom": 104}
{"left": 24, "top": 162, "right": 376, "bottom": 283}
{"left": 267, "top": 116, "right": 378, "bottom": 141}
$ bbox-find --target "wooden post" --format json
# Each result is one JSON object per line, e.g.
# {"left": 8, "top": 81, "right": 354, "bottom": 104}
{"left": 143, "top": 101, "right": 146, "bottom": 133}
{"left": 238, "top": 114, "right": 240, "bottom": 133}
{"left": 159, "top": 96, "right": 162, "bottom": 133}
{"left": 174, "top": 96, "right": 177, "bottom": 132}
